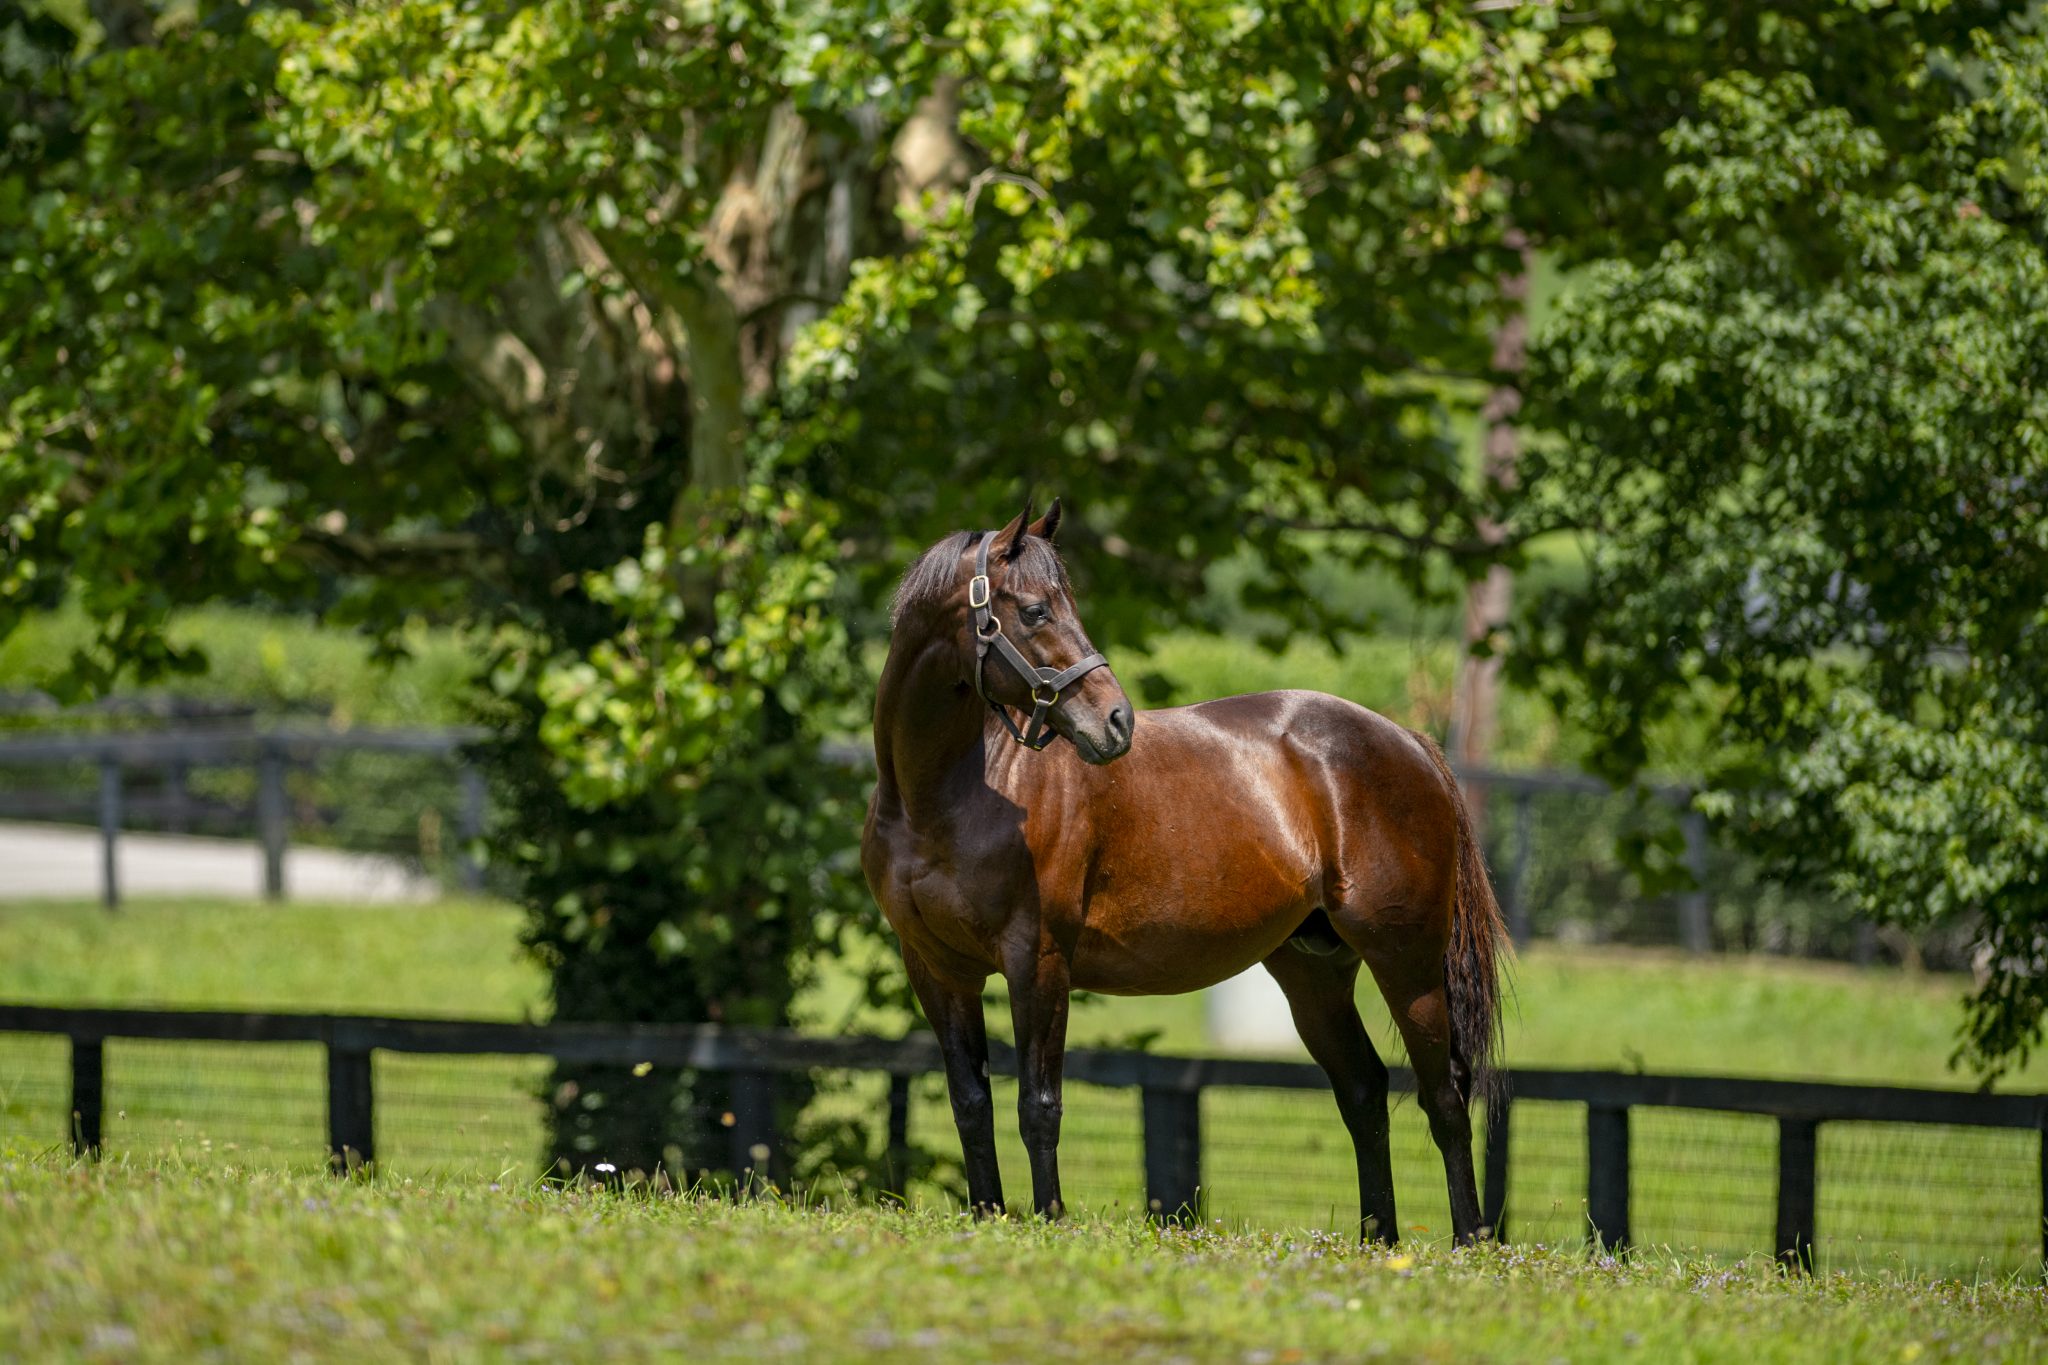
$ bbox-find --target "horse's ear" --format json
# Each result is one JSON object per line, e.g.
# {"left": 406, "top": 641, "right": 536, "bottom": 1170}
{"left": 1000, "top": 497, "right": 1033, "bottom": 561}
{"left": 1028, "top": 496, "right": 1062, "bottom": 543}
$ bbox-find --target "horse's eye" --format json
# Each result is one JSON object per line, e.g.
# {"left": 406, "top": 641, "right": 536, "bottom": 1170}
{"left": 1021, "top": 602, "right": 1051, "bottom": 626}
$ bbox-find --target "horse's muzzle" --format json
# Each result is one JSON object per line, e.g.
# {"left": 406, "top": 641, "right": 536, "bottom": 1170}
{"left": 1070, "top": 701, "right": 1133, "bottom": 765}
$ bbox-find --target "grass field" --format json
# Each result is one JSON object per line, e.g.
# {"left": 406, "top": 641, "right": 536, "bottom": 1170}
{"left": 1, "top": 1154, "right": 2040, "bottom": 1363}
{"left": 0, "top": 605, "right": 478, "bottom": 730}
{"left": 1, "top": 898, "right": 2041, "bottom": 1277}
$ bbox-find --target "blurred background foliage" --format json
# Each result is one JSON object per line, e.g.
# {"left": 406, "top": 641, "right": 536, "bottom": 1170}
{"left": 2, "top": 0, "right": 2045, "bottom": 1176}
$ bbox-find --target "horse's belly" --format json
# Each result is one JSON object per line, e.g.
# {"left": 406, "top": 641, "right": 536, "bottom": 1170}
{"left": 1068, "top": 872, "right": 1315, "bottom": 996}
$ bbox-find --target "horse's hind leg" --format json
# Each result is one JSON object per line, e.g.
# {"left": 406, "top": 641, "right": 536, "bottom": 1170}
{"left": 903, "top": 948, "right": 1005, "bottom": 1215}
{"left": 1368, "top": 964, "right": 1484, "bottom": 1245}
{"left": 1262, "top": 945, "right": 1398, "bottom": 1245}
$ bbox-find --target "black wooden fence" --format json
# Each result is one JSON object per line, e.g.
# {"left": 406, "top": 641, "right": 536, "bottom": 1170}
{"left": 0, "top": 728, "right": 487, "bottom": 905}
{"left": 3, "top": 1003, "right": 2040, "bottom": 1273}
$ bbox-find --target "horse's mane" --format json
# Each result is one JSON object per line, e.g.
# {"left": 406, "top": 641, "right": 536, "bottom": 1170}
{"left": 891, "top": 528, "right": 1069, "bottom": 628}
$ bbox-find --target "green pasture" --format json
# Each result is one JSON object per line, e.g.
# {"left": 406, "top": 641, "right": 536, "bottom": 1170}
{"left": 2, "top": 1155, "right": 2040, "bottom": 1364}
{"left": 0, "top": 606, "right": 478, "bottom": 731}
{"left": 0, "top": 898, "right": 2040, "bottom": 1275}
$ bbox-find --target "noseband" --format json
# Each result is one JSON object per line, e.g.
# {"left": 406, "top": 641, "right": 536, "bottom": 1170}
{"left": 967, "top": 532, "right": 1108, "bottom": 751}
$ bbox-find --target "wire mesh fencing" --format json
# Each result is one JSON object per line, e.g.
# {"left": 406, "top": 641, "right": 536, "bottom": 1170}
{"left": 104, "top": 1039, "right": 328, "bottom": 1170}
{"left": 0, "top": 1032, "right": 66, "bottom": 1151}
{"left": 374, "top": 1053, "right": 554, "bottom": 1181}
{"left": 2, "top": 1015, "right": 2040, "bottom": 1281}
{"left": 1495, "top": 1100, "right": 1588, "bottom": 1248}
{"left": 1816, "top": 1121, "right": 2041, "bottom": 1273}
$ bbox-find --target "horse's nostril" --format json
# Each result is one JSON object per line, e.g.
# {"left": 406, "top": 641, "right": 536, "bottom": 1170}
{"left": 1107, "top": 705, "right": 1132, "bottom": 746}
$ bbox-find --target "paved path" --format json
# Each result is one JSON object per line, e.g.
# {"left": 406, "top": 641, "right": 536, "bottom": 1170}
{"left": 0, "top": 822, "right": 436, "bottom": 903}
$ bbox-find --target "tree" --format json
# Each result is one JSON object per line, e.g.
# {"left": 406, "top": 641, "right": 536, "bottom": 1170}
{"left": 1, "top": 0, "right": 1605, "bottom": 1174}
{"left": 2, "top": 0, "right": 874, "bottom": 1174}
{"left": 789, "top": 4, "right": 1609, "bottom": 648}
{"left": 1511, "top": 3, "right": 2048, "bottom": 1078}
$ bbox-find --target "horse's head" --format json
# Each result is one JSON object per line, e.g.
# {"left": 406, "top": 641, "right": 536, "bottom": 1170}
{"left": 911, "top": 499, "right": 1134, "bottom": 765}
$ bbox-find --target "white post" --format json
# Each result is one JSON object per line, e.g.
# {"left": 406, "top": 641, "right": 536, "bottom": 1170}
{"left": 1205, "top": 967, "right": 1301, "bottom": 1053}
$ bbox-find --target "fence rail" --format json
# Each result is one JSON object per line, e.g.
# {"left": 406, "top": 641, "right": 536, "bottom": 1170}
{"left": 2, "top": 1003, "right": 2039, "bottom": 1272}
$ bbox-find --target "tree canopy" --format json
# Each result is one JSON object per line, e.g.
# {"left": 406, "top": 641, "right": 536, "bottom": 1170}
{"left": 2, "top": 0, "right": 1605, "bottom": 658}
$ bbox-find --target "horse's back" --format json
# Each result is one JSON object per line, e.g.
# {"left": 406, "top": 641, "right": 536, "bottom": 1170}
{"left": 1130, "top": 689, "right": 1453, "bottom": 854}
{"left": 1135, "top": 689, "right": 1441, "bottom": 784}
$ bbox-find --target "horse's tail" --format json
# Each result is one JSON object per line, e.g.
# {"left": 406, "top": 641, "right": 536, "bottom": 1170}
{"left": 1412, "top": 728, "right": 1511, "bottom": 1105}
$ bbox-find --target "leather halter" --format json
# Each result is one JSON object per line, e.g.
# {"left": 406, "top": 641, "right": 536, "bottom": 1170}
{"left": 967, "top": 531, "right": 1108, "bottom": 751}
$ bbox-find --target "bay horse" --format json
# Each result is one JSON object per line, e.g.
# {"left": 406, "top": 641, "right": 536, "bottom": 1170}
{"left": 861, "top": 500, "right": 1507, "bottom": 1244}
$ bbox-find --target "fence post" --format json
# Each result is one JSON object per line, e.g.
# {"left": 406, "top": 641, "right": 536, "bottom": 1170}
{"left": 165, "top": 759, "right": 191, "bottom": 834}
{"left": 70, "top": 1036, "right": 104, "bottom": 1158}
{"left": 97, "top": 756, "right": 122, "bottom": 911}
{"left": 1775, "top": 1117, "right": 1817, "bottom": 1273}
{"left": 883, "top": 1074, "right": 912, "bottom": 1205}
{"left": 1586, "top": 1104, "right": 1630, "bottom": 1252}
{"left": 1506, "top": 791, "right": 1533, "bottom": 946}
{"left": 1142, "top": 1084, "right": 1203, "bottom": 1222}
{"left": 457, "top": 766, "right": 487, "bottom": 892}
{"left": 1482, "top": 1092, "right": 1511, "bottom": 1242}
{"left": 257, "top": 741, "right": 288, "bottom": 902}
{"left": 728, "top": 1069, "right": 777, "bottom": 1193}
{"left": 1677, "top": 810, "right": 1711, "bottom": 953}
{"left": 327, "top": 1045, "right": 375, "bottom": 1173}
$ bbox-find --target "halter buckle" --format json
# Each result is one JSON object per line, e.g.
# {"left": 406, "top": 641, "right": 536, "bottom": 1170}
{"left": 1031, "top": 681, "right": 1061, "bottom": 708}
{"left": 967, "top": 574, "right": 991, "bottom": 609}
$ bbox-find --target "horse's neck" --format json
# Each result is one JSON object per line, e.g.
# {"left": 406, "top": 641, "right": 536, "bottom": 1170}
{"left": 872, "top": 626, "right": 993, "bottom": 830}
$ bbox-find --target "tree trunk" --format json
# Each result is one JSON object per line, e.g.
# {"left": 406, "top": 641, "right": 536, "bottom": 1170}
{"left": 1449, "top": 237, "right": 1532, "bottom": 841}
{"left": 531, "top": 102, "right": 904, "bottom": 1185}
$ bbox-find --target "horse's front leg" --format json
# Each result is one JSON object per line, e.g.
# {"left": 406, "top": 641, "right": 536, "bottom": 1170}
{"left": 1005, "top": 946, "right": 1072, "bottom": 1218}
{"left": 904, "top": 948, "right": 1006, "bottom": 1215}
